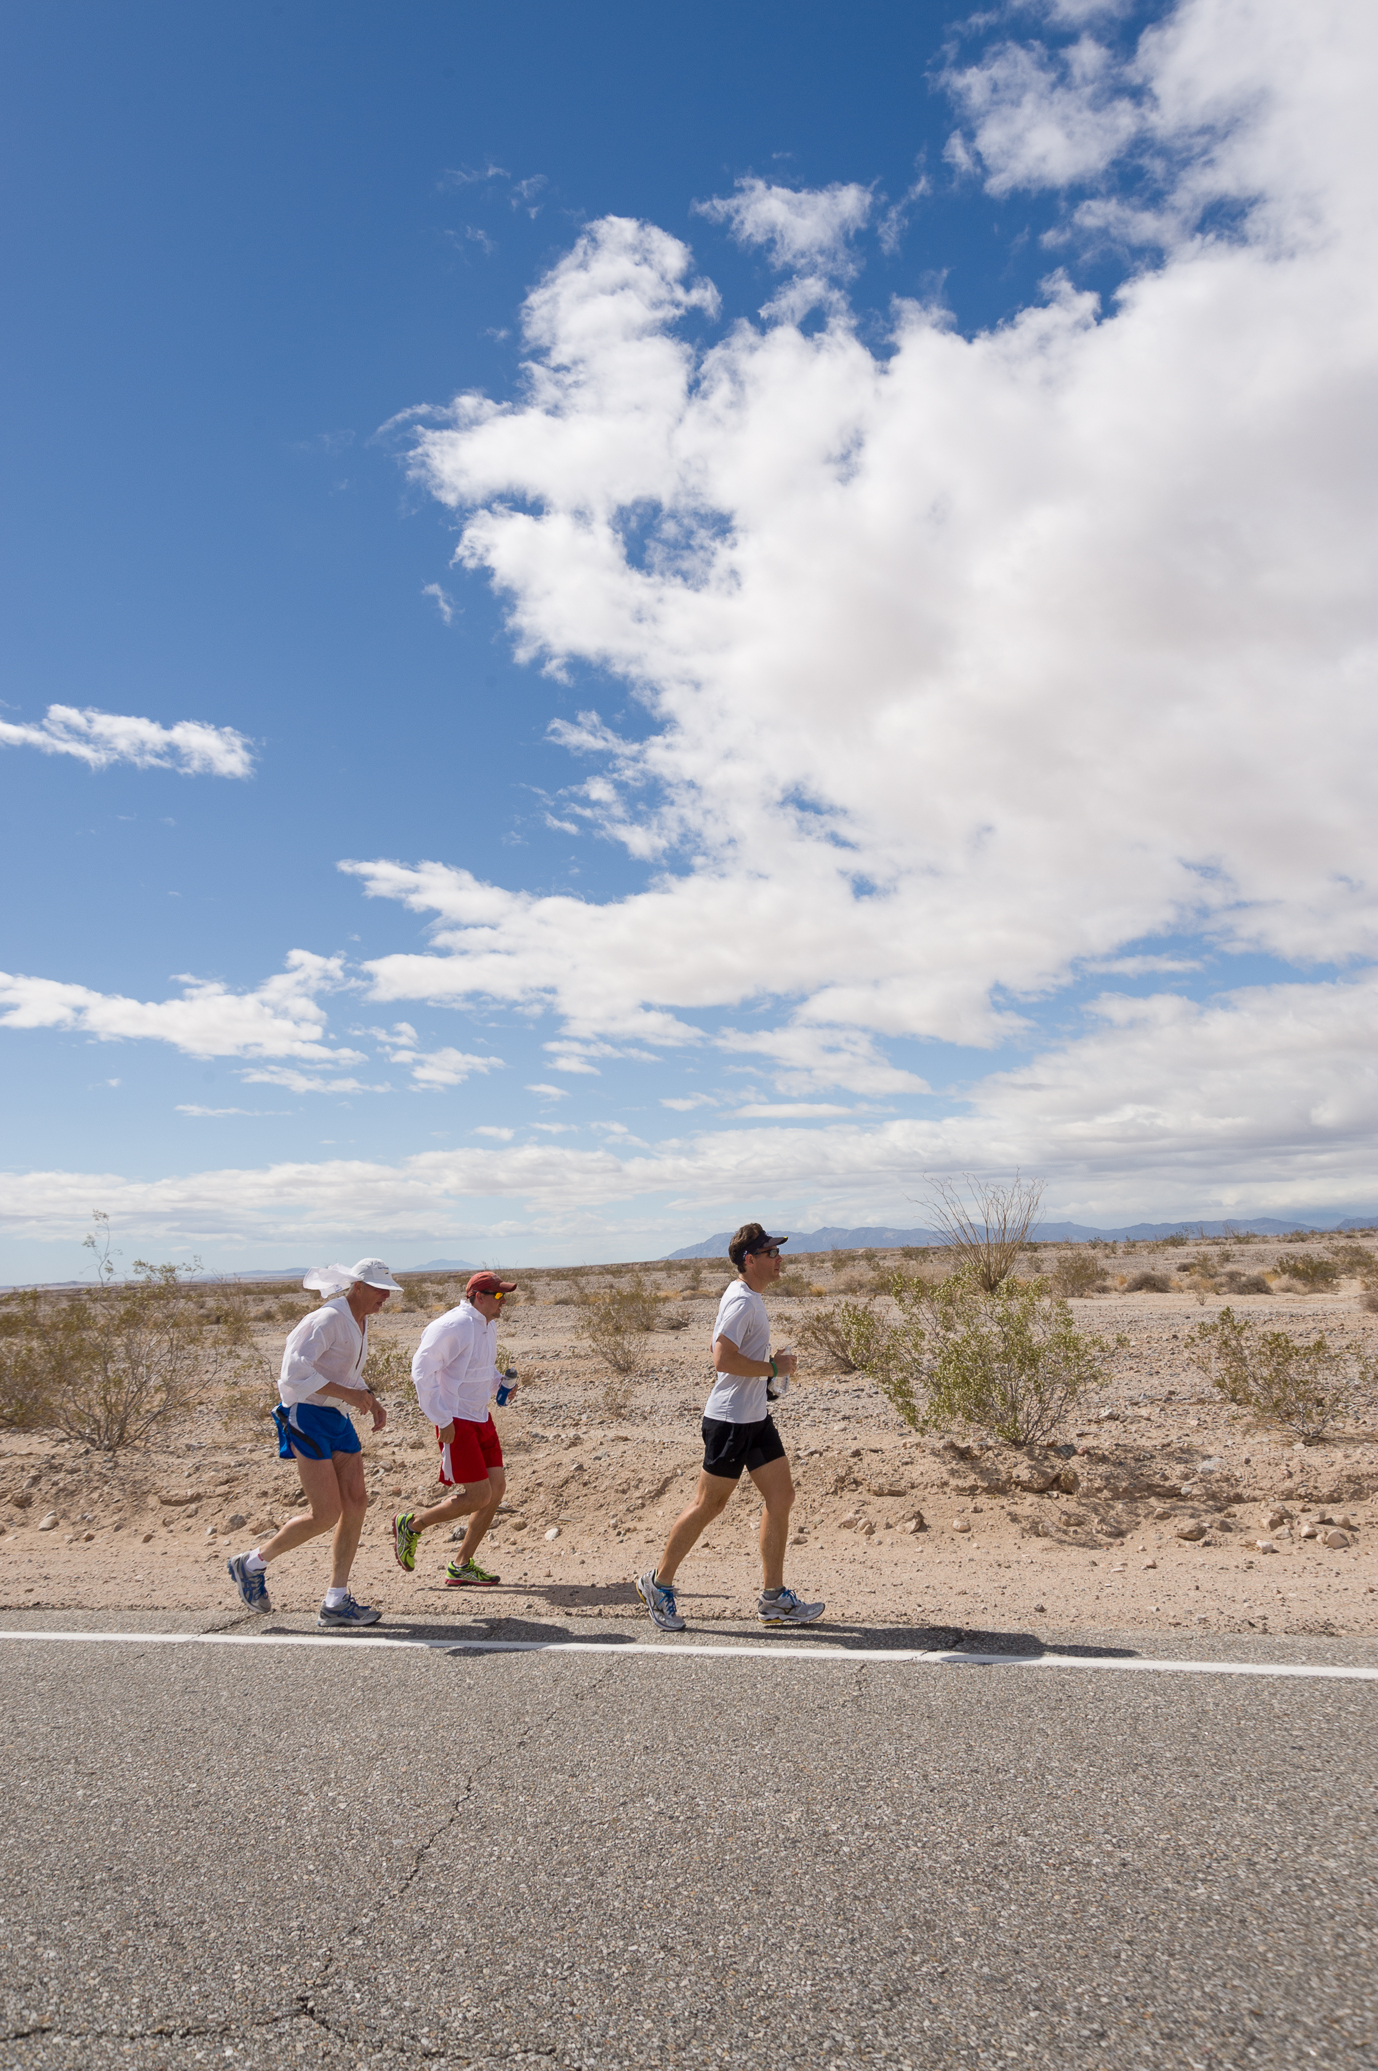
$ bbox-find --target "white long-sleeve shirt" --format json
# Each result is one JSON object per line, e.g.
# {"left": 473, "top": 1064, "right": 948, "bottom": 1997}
{"left": 278, "top": 1296, "right": 369, "bottom": 1409}
{"left": 411, "top": 1300, "right": 499, "bottom": 1427}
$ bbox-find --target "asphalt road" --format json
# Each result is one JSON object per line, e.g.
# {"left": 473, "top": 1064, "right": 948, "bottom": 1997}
{"left": 1, "top": 1611, "right": 1375, "bottom": 2071}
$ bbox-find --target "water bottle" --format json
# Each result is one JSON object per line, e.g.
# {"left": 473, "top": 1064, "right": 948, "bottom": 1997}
{"left": 495, "top": 1366, "right": 518, "bottom": 1407}
{"left": 767, "top": 1346, "right": 791, "bottom": 1401}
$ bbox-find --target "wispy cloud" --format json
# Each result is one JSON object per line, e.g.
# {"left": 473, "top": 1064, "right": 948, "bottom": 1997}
{"left": 0, "top": 704, "right": 255, "bottom": 777}
{"left": 0, "top": 952, "right": 353, "bottom": 1062}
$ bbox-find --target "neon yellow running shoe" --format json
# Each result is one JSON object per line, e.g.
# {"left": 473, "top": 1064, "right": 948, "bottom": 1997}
{"left": 392, "top": 1510, "right": 420, "bottom": 1572}
{"left": 445, "top": 1556, "right": 500, "bottom": 1587}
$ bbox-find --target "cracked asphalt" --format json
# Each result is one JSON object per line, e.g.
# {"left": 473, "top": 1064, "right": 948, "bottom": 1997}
{"left": 2, "top": 1611, "right": 1375, "bottom": 2070}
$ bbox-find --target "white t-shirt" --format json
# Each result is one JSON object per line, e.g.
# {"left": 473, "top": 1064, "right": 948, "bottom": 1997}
{"left": 278, "top": 1297, "right": 369, "bottom": 1409}
{"left": 411, "top": 1300, "right": 500, "bottom": 1426}
{"left": 703, "top": 1278, "right": 771, "bottom": 1425}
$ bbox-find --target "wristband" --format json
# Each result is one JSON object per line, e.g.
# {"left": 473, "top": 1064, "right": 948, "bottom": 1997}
{"left": 769, "top": 1357, "right": 778, "bottom": 1378}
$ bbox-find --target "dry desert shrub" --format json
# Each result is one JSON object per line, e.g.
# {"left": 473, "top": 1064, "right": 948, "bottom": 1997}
{"left": 772, "top": 1269, "right": 810, "bottom": 1299}
{"left": 1, "top": 1263, "right": 255, "bottom": 1453}
{"left": 921, "top": 1172, "right": 1045, "bottom": 1292}
{"left": 1125, "top": 1270, "right": 1173, "bottom": 1293}
{"left": 1188, "top": 1305, "right": 1374, "bottom": 1442}
{"left": 1219, "top": 1269, "right": 1272, "bottom": 1295}
{"left": 1049, "top": 1251, "right": 1108, "bottom": 1298}
{"left": 575, "top": 1274, "right": 659, "bottom": 1374}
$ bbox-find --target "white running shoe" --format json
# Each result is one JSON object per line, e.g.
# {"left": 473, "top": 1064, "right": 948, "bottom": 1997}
{"left": 635, "top": 1570, "right": 686, "bottom": 1633}
{"left": 758, "top": 1587, "right": 825, "bottom": 1624}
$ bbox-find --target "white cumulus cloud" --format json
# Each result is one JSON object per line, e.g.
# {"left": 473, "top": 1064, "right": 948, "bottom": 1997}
{"left": 0, "top": 952, "right": 357, "bottom": 1063}
{"left": 0, "top": 704, "right": 255, "bottom": 777}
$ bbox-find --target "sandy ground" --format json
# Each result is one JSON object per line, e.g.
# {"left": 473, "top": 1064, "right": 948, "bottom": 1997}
{"left": 3, "top": 1282, "right": 1375, "bottom": 1640}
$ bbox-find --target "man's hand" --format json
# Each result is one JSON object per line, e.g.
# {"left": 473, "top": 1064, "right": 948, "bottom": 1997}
{"left": 439, "top": 1420, "right": 457, "bottom": 1444}
{"left": 367, "top": 1391, "right": 387, "bottom": 1432}
{"left": 774, "top": 1350, "right": 798, "bottom": 1378}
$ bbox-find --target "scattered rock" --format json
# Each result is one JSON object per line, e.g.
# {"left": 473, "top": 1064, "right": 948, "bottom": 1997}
{"left": 545, "top": 1526, "right": 560, "bottom": 1541}
{"left": 1142, "top": 1558, "right": 1157, "bottom": 1569}
{"left": 1300, "top": 1523, "right": 1318, "bottom": 1539}
{"left": 1255, "top": 1539, "right": 1277, "bottom": 1553}
{"left": 37, "top": 1512, "right": 57, "bottom": 1531}
{"left": 952, "top": 1516, "right": 972, "bottom": 1534}
{"left": 860, "top": 1520, "right": 876, "bottom": 1537}
{"left": 1266, "top": 1508, "right": 1291, "bottom": 1529}
{"left": 1032, "top": 1603, "right": 1047, "bottom": 1613}
{"left": 1175, "top": 1522, "right": 1205, "bottom": 1541}
{"left": 1324, "top": 1529, "right": 1350, "bottom": 1550}
{"left": 510, "top": 1518, "right": 528, "bottom": 1533}
{"left": 141, "top": 1531, "right": 154, "bottom": 1543}
{"left": 205, "top": 1526, "right": 217, "bottom": 1538}
{"left": 839, "top": 1513, "right": 859, "bottom": 1530}
{"left": 82, "top": 1530, "right": 95, "bottom": 1542}
{"left": 226, "top": 1513, "right": 248, "bottom": 1531}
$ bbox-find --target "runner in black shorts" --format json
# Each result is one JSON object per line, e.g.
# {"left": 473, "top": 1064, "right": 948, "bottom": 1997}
{"left": 637, "top": 1222, "right": 824, "bottom": 1632}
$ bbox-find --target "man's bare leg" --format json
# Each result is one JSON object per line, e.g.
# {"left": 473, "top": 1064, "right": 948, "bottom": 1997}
{"left": 749, "top": 1454, "right": 795, "bottom": 1592}
{"left": 407, "top": 1473, "right": 496, "bottom": 1537}
{"left": 654, "top": 1470, "right": 736, "bottom": 1585}
{"left": 326, "top": 1451, "right": 370, "bottom": 1590}
{"left": 451, "top": 1466, "right": 505, "bottom": 1564}
{"left": 257, "top": 1455, "right": 345, "bottom": 1563}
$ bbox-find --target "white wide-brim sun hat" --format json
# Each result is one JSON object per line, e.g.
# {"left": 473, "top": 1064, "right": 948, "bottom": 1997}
{"left": 303, "top": 1258, "right": 402, "bottom": 1296}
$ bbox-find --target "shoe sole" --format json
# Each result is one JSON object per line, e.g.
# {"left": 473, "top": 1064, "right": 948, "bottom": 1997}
{"left": 758, "top": 1612, "right": 826, "bottom": 1625}
{"left": 444, "top": 1576, "right": 499, "bottom": 1586}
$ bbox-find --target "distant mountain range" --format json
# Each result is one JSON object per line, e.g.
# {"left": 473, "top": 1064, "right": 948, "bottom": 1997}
{"left": 666, "top": 1213, "right": 1378, "bottom": 1260}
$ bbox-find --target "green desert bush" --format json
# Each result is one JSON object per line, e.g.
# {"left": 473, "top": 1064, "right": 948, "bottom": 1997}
{"left": 796, "top": 1298, "right": 891, "bottom": 1376}
{"left": 1284, "top": 1256, "right": 1341, "bottom": 1291}
{"left": 862, "top": 1269, "right": 1117, "bottom": 1446}
{"left": 1188, "top": 1305, "right": 1373, "bottom": 1441}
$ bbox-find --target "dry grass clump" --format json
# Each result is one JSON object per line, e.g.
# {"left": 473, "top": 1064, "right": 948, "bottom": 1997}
{"left": 1124, "top": 1270, "right": 1173, "bottom": 1293}
{"left": 1189, "top": 1305, "right": 1375, "bottom": 1441}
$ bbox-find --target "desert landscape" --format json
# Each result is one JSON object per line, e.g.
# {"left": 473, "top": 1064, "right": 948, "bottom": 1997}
{"left": 3, "top": 1233, "right": 1375, "bottom": 1642}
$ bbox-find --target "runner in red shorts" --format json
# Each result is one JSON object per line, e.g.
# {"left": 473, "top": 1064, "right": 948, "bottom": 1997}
{"left": 391, "top": 1270, "right": 518, "bottom": 1586}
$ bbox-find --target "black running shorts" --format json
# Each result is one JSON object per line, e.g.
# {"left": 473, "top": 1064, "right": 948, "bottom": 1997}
{"left": 701, "top": 1413, "right": 787, "bottom": 1481}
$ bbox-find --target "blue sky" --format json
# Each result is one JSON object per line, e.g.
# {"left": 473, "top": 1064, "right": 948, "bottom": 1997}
{"left": 2, "top": 0, "right": 1376, "bottom": 1278}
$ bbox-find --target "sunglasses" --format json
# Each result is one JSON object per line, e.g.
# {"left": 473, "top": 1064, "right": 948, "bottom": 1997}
{"left": 753, "top": 1246, "right": 781, "bottom": 1259}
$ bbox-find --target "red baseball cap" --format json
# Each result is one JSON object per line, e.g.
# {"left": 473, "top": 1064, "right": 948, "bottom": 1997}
{"left": 466, "top": 1271, "right": 518, "bottom": 1298}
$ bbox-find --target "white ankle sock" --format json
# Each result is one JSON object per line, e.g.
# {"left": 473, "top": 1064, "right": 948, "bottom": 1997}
{"left": 244, "top": 1550, "right": 266, "bottom": 1574}
{"left": 324, "top": 1585, "right": 348, "bottom": 1608}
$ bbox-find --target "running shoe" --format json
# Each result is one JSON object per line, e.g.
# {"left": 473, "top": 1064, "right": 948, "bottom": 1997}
{"left": 392, "top": 1510, "right": 420, "bottom": 1571}
{"left": 635, "top": 1570, "right": 686, "bottom": 1633}
{"left": 226, "top": 1553, "right": 271, "bottom": 1615}
{"left": 758, "top": 1588, "right": 825, "bottom": 1625}
{"left": 317, "top": 1594, "right": 382, "bottom": 1629}
{"left": 444, "top": 1556, "right": 500, "bottom": 1587}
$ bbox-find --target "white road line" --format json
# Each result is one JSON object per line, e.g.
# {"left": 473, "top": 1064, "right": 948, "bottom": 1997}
{"left": 0, "top": 1628, "right": 1375, "bottom": 1680}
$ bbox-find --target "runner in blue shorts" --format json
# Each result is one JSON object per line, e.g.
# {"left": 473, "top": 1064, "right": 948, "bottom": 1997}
{"left": 226, "top": 1257, "right": 398, "bottom": 1628}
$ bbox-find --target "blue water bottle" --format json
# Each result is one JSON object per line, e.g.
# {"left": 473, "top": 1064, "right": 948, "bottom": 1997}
{"left": 495, "top": 1366, "right": 518, "bottom": 1406}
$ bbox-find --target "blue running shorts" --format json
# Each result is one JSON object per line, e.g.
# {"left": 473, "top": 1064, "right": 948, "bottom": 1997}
{"left": 272, "top": 1400, "right": 362, "bottom": 1461}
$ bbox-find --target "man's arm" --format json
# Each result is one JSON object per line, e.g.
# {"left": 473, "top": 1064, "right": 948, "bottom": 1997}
{"left": 712, "top": 1335, "right": 797, "bottom": 1378}
{"left": 314, "top": 1377, "right": 387, "bottom": 1431}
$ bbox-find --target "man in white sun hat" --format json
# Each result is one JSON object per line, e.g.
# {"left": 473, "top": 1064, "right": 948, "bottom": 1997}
{"left": 227, "top": 1257, "right": 399, "bottom": 1629}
